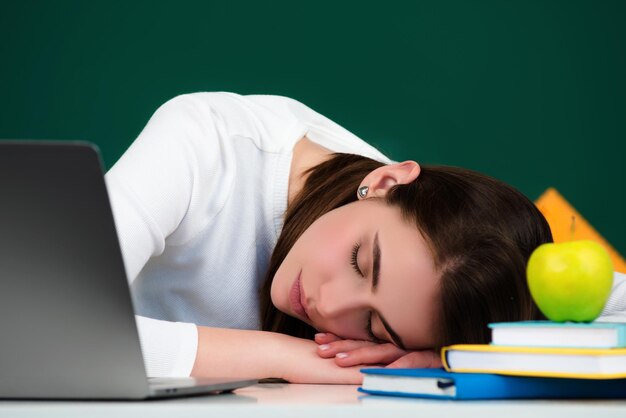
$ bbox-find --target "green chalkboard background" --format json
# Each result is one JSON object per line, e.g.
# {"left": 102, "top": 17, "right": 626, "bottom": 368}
{"left": 1, "top": 0, "right": 624, "bottom": 254}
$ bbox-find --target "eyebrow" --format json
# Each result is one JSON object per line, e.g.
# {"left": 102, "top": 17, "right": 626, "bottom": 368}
{"left": 372, "top": 231, "right": 407, "bottom": 350}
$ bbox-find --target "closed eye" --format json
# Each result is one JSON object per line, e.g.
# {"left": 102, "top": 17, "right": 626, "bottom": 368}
{"left": 351, "top": 242, "right": 363, "bottom": 276}
{"left": 352, "top": 243, "right": 385, "bottom": 343}
{"left": 366, "top": 311, "right": 385, "bottom": 343}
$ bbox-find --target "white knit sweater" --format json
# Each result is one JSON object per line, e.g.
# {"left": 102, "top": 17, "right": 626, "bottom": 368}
{"left": 105, "top": 92, "right": 392, "bottom": 377}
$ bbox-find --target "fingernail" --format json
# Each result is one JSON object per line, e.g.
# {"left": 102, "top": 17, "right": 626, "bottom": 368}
{"left": 315, "top": 333, "right": 326, "bottom": 338}
{"left": 336, "top": 352, "right": 349, "bottom": 359}
{"left": 319, "top": 344, "right": 330, "bottom": 351}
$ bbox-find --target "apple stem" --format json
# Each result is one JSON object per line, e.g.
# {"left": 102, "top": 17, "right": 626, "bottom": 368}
{"left": 570, "top": 215, "right": 576, "bottom": 240}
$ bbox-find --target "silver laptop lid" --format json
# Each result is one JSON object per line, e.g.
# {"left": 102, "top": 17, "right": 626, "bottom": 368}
{"left": 0, "top": 141, "right": 150, "bottom": 399}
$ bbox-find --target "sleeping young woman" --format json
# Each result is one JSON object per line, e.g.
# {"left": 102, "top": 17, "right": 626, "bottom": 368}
{"left": 105, "top": 92, "right": 625, "bottom": 384}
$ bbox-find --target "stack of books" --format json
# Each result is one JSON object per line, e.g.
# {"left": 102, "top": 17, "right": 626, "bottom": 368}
{"left": 359, "top": 321, "right": 626, "bottom": 400}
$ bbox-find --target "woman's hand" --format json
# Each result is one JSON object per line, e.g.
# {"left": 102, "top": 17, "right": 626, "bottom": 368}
{"left": 273, "top": 333, "right": 365, "bottom": 384}
{"left": 314, "top": 332, "right": 442, "bottom": 369}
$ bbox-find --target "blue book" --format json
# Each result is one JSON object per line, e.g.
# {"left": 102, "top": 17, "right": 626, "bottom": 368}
{"left": 489, "top": 321, "right": 626, "bottom": 348}
{"left": 358, "top": 368, "right": 626, "bottom": 400}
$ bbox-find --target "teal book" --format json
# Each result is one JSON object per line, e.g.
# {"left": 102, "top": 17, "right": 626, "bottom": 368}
{"left": 489, "top": 321, "right": 626, "bottom": 348}
{"left": 358, "top": 368, "right": 626, "bottom": 400}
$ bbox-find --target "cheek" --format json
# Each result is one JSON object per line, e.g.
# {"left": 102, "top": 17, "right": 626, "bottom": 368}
{"left": 300, "top": 215, "right": 353, "bottom": 268}
{"left": 270, "top": 215, "right": 348, "bottom": 307}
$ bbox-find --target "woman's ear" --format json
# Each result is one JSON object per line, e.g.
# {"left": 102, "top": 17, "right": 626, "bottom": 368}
{"left": 360, "top": 161, "right": 421, "bottom": 199}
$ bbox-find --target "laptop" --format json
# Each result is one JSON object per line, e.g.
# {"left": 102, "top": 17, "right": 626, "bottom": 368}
{"left": 0, "top": 141, "right": 256, "bottom": 399}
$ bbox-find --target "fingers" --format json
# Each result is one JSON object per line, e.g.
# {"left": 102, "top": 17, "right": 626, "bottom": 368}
{"left": 313, "top": 333, "right": 442, "bottom": 371}
{"left": 316, "top": 338, "right": 376, "bottom": 359}
{"left": 333, "top": 343, "right": 408, "bottom": 367}
{"left": 386, "top": 350, "right": 443, "bottom": 369}
{"left": 314, "top": 332, "right": 342, "bottom": 345}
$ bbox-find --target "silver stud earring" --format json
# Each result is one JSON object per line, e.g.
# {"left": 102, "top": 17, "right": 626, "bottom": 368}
{"left": 357, "top": 186, "right": 369, "bottom": 199}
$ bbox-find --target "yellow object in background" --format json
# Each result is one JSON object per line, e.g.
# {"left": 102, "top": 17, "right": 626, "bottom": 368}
{"left": 535, "top": 188, "right": 626, "bottom": 274}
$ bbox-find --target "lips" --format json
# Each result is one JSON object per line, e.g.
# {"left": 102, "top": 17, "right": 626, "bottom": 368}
{"left": 289, "top": 270, "right": 310, "bottom": 321}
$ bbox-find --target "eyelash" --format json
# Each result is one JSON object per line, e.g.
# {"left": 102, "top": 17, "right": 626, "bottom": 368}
{"left": 351, "top": 242, "right": 379, "bottom": 342}
{"left": 350, "top": 243, "right": 363, "bottom": 276}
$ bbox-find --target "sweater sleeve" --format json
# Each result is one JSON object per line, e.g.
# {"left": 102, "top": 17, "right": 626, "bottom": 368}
{"left": 105, "top": 93, "right": 244, "bottom": 377}
{"left": 598, "top": 272, "right": 626, "bottom": 322}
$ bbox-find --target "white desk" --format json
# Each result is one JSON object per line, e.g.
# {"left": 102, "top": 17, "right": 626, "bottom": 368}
{"left": 2, "top": 383, "right": 626, "bottom": 417}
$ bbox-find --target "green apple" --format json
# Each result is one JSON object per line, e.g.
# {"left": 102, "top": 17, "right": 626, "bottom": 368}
{"left": 527, "top": 240, "right": 614, "bottom": 322}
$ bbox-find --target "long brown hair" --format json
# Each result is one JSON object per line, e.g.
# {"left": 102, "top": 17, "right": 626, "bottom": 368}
{"left": 259, "top": 153, "right": 552, "bottom": 348}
